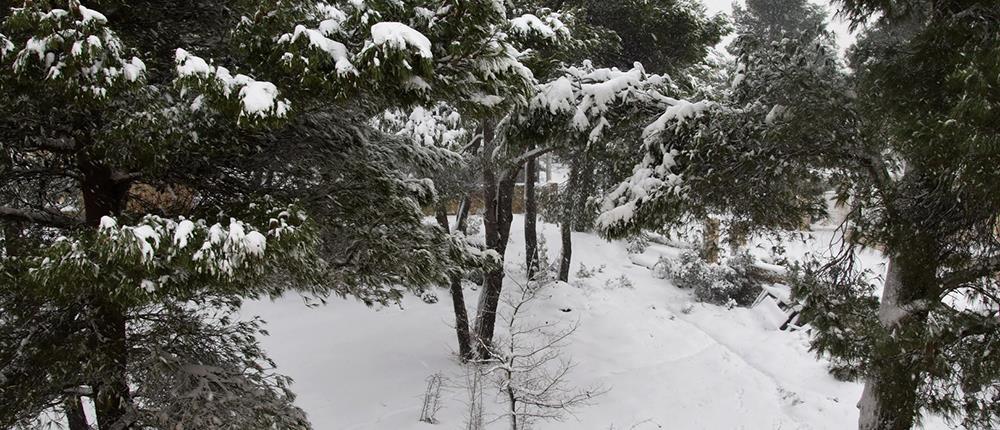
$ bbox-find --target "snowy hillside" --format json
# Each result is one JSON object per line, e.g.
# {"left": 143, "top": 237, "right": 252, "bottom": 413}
{"left": 245, "top": 216, "right": 950, "bottom": 430}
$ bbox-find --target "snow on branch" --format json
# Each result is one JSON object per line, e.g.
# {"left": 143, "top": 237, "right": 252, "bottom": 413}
{"left": 509, "top": 13, "right": 571, "bottom": 41}
{"left": 370, "top": 22, "right": 433, "bottom": 59}
{"left": 376, "top": 103, "right": 467, "bottom": 150}
{"left": 3, "top": 3, "right": 147, "bottom": 99}
{"left": 642, "top": 99, "right": 713, "bottom": 144}
{"left": 17, "top": 208, "right": 312, "bottom": 298}
{"left": 175, "top": 49, "right": 290, "bottom": 121}
{"left": 522, "top": 62, "right": 676, "bottom": 143}
{"left": 277, "top": 25, "right": 356, "bottom": 76}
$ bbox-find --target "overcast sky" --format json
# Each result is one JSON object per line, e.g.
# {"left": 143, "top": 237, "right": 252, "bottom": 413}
{"left": 697, "top": 0, "right": 857, "bottom": 54}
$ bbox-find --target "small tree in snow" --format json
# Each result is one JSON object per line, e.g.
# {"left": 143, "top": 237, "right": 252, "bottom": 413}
{"left": 479, "top": 278, "right": 605, "bottom": 430}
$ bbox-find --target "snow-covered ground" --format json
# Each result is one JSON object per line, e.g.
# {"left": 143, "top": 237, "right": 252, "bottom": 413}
{"left": 244, "top": 216, "right": 951, "bottom": 429}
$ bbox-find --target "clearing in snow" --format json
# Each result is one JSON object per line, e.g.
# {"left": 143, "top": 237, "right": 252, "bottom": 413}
{"left": 245, "top": 216, "right": 950, "bottom": 430}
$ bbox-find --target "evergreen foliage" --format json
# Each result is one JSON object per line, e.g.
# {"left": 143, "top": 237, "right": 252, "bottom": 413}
{"left": 666, "top": 250, "right": 763, "bottom": 307}
{"left": 0, "top": 0, "right": 531, "bottom": 426}
{"left": 599, "top": 0, "right": 1000, "bottom": 427}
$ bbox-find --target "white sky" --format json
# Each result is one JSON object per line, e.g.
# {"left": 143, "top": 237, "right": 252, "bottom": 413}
{"left": 698, "top": 0, "right": 857, "bottom": 55}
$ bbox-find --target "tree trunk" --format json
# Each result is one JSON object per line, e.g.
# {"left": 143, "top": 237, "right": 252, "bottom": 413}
{"left": 524, "top": 152, "right": 538, "bottom": 280}
{"left": 2, "top": 221, "right": 23, "bottom": 257}
{"left": 572, "top": 150, "right": 593, "bottom": 233}
{"left": 79, "top": 156, "right": 133, "bottom": 430}
{"left": 94, "top": 300, "right": 130, "bottom": 430}
{"left": 450, "top": 274, "right": 474, "bottom": 361}
{"left": 435, "top": 202, "right": 450, "bottom": 231}
{"left": 475, "top": 171, "right": 517, "bottom": 358}
{"left": 476, "top": 143, "right": 501, "bottom": 357}
{"left": 435, "top": 204, "right": 473, "bottom": 361}
{"left": 727, "top": 223, "right": 748, "bottom": 256}
{"left": 456, "top": 195, "right": 471, "bottom": 234}
{"left": 506, "top": 378, "right": 518, "bottom": 430}
{"left": 558, "top": 218, "right": 572, "bottom": 282}
{"left": 473, "top": 118, "right": 517, "bottom": 358}
{"left": 557, "top": 153, "right": 579, "bottom": 282}
{"left": 703, "top": 217, "right": 721, "bottom": 264}
{"left": 857, "top": 258, "right": 922, "bottom": 430}
{"left": 64, "top": 394, "right": 89, "bottom": 430}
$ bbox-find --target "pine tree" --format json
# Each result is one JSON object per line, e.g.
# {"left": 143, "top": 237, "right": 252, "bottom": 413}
{"left": 465, "top": 2, "right": 580, "bottom": 358}
{"left": 597, "top": 0, "right": 846, "bottom": 238}
{"left": 0, "top": 0, "right": 535, "bottom": 427}
{"left": 552, "top": 0, "right": 728, "bottom": 75}
{"left": 534, "top": 0, "right": 727, "bottom": 281}
{"left": 817, "top": 0, "right": 1000, "bottom": 428}
{"left": 598, "top": 0, "right": 1000, "bottom": 428}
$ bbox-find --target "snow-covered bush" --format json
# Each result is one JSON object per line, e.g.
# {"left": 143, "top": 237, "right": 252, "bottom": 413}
{"left": 626, "top": 232, "right": 650, "bottom": 254}
{"left": 715, "top": 252, "right": 766, "bottom": 306}
{"left": 668, "top": 251, "right": 714, "bottom": 291}
{"left": 465, "top": 215, "right": 484, "bottom": 236}
{"left": 694, "top": 276, "right": 740, "bottom": 306}
{"left": 667, "top": 251, "right": 762, "bottom": 307}
{"left": 605, "top": 275, "right": 634, "bottom": 290}
{"left": 420, "top": 290, "right": 439, "bottom": 304}
{"left": 575, "top": 263, "right": 605, "bottom": 279}
{"left": 651, "top": 255, "right": 672, "bottom": 279}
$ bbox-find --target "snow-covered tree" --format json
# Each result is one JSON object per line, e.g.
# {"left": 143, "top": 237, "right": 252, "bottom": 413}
{"left": 599, "top": 0, "right": 1000, "bottom": 428}
{"left": 596, "top": 0, "right": 847, "bottom": 241}
{"left": 804, "top": 1, "right": 1000, "bottom": 428}
{"left": 514, "top": 0, "right": 728, "bottom": 282}
{"left": 464, "top": 0, "right": 724, "bottom": 359}
{"left": 0, "top": 0, "right": 533, "bottom": 427}
{"left": 461, "top": 2, "right": 585, "bottom": 359}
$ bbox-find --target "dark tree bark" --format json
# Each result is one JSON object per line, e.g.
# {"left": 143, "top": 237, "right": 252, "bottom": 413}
{"left": 473, "top": 119, "right": 522, "bottom": 358}
{"left": 79, "top": 154, "right": 133, "bottom": 430}
{"left": 455, "top": 195, "right": 471, "bottom": 234}
{"left": 572, "top": 149, "right": 594, "bottom": 233}
{"left": 475, "top": 173, "right": 517, "bottom": 358}
{"left": 524, "top": 150, "right": 539, "bottom": 280}
{"left": 64, "top": 395, "right": 89, "bottom": 430}
{"left": 435, "top": 204, "right": 473, "bottom": 361}
{"left": 474, "top": 119, "right": 502, "bottom": 358}
{"left": 558, "top": 218, "right": 572, "bottom": 282}
{"left": 449, "top": 275, "right": 474, "bottom": 362}
{"left": 93, "top": 298, "right": 130, "bottom": 430}
{"left": 558, "top": 153, "right": 579, "bottom": 282}
{"left": 2, "top": 221, "right": 23, "bottom": 259}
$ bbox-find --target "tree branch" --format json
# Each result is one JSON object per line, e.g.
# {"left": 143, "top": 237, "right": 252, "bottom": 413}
{"left": 32, "top": 137, "right": 79, "bottom": 154}
{"left": 940, "top": 254, "right": 1000, "bottom": 292}
{"left": 499, "top": 146, "right": 561, "bottom": 183}
{"left": 0, "top": 206, "right": 82, "bottom": 228}
{"left": 510, "top": 145, "right": 558, "bottom": 169}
